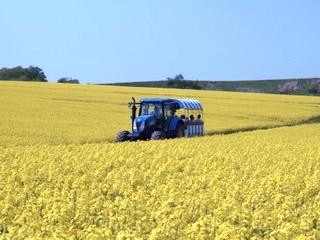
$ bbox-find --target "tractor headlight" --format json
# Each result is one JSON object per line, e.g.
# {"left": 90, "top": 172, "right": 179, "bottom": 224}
{"left": 133, "top": 120, "right": 138, "bottom": 132}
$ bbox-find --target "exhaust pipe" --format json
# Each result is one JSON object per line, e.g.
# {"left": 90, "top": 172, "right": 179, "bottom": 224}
{"left": 130, "top": 97, "right": 137, "bottom": 132}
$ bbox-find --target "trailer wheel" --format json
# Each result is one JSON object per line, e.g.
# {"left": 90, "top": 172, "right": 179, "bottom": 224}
{"left": 151, "top": 131, "right": 166, "bottom": 140}
{"left": 115, "top": 130, "right": 130, "bottom": 142}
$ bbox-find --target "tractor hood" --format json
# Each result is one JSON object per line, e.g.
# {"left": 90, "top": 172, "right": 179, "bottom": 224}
{"left": 133, "top": 115, "right": 156, "bottom": 132}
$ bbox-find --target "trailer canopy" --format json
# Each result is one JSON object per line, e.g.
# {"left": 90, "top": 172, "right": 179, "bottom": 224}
{"left": 139, "top": 98, "right": 203, "bottom": 110}
{"left": 175, "top": 99, "right": 203, "bottom": 110}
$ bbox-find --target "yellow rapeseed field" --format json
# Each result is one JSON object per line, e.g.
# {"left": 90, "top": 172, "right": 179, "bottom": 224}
{"left": 1, "top": 81, "right": 320, "bottom": 146}
{"left": 1, "top": 81, "right": 320, "bottom": 239}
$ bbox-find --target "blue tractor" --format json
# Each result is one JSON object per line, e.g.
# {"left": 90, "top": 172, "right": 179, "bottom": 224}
{"left": 115, "top": 97, "right": 204, "bottom": 142}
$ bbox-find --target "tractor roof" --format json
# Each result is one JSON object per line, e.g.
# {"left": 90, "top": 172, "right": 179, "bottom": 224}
{"left": 140, "top": 98, "right": 203, "bottom": 110}
{"left": 140, "top": 98, "right": 176, "bottom": 103}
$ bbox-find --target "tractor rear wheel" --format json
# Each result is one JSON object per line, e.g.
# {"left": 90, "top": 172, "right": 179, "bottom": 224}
{"left": 151, "top": 131, "right": 166, "bottom": 140}
{"left": 115, "top": 130, "right": 130, "bottom": 142}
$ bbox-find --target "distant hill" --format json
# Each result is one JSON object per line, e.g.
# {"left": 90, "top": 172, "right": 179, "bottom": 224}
{"left": 101, "top": 78, "right": 320, "bottom": 96}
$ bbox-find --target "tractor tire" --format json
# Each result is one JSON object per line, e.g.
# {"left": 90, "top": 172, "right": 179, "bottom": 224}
{"left": 115, "top": 130, "right": 130, "bottom": 142}
{"left": 150, "top": 131, "right": 166, "bottom": 140}
{"left": 176, "top": 124, "right": 185, "bottom": 138}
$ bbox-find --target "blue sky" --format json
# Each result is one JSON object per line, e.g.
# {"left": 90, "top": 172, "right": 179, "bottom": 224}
{"left": 0, "top": 0, "right": 319, "bottom": 83}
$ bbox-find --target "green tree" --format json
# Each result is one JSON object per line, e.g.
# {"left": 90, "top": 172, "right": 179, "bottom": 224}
{"left": 57, "top": 77, "right": 80, "bottom": 84}
{"left": 308, "top": 81, "right": 320, "bottom": 94}
{"left": 27, "top": 66, "right": 46, "bottom": 81}
{"left": 167, "top": 73, "right": 184, "bottom": 81}
{"left": 0, "top": 66, "right": 47, "bottom": 82}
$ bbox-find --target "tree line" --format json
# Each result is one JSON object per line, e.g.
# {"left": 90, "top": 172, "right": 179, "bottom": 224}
{"left": 0, "top": 66, "right": 47, "bottom": 82}
{"left": 167, "top": 74, "right": 202, "bottom": 90}
{"left": 0, "top": 66, "right": 80, "bottom": 84}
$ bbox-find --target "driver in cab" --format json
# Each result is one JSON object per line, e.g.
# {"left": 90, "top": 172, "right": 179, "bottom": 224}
{"left": 153, "top": 105, "right": 162, "bottom": 119}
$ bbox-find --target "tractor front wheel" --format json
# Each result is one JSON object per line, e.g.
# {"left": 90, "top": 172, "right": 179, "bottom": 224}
{"left": 151, "top": 131, "right": 166, "bottom": 140}
{"left": 115, "top": 130, "right": 130, "bottom": 142}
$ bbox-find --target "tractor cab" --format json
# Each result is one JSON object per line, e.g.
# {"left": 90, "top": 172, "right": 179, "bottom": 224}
{"left": 115, "top": 97, "right": 204, "bottom": 142}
